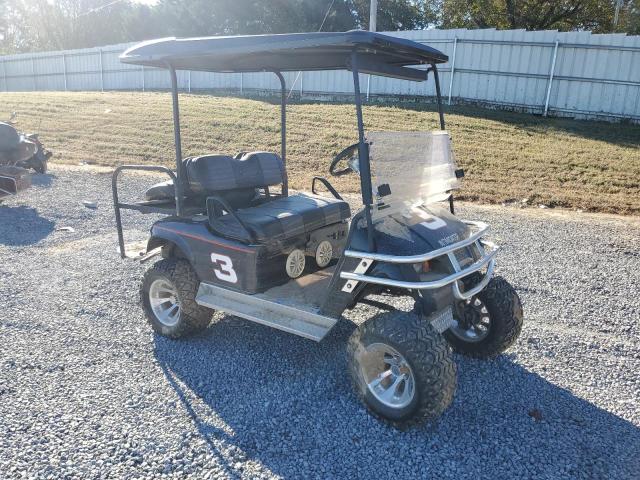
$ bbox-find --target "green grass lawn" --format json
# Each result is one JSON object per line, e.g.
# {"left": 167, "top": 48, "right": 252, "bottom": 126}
{"left": 2, "top": 91, "right": 639, "bottom": 214}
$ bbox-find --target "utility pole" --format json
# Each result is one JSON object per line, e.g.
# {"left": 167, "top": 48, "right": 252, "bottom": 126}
{"left": 366, "top": 0, "right": 377, "bottom": 101}
{"left": 614, "top": 0, "right": 623, "bottom": 28}
{"left": 369, "top": 0, "right": 377, "bottom": 31}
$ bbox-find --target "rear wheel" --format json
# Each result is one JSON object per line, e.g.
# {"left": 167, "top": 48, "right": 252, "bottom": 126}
{"left": 141, "top": 258, "right": 212, "bottom": 338}
{"left": 347, "top": 311, "right": 456, "bottom": 429}
{"left": 445, "top": 276, "right": 523, "bottom": 358}
{"left": 33, "top": 157, "right": 47, "bottom": 174}
{"left": 32, "top": 151, "right": 48, "bottom": 174}
{"left": 26, "top": 146, "right": 48, "bottom": 174}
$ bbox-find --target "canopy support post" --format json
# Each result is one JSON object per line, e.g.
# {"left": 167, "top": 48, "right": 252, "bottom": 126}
{"left": 168, "top": 65, "right": 184, "bottom": 216}
{"left": 431, "top": 64, "right": 455, "bottom": 214}
{"left": 274, "top": 71, "right": 288, "bottom": 197}
{"left": 432, "top": 64, "right": 446, "bottom": 130}
{"left": 351, "top": 52, "right": 375, "bottom": 252}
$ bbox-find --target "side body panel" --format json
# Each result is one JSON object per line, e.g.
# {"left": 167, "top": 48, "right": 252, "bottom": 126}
{"left": 149, "top": 219, "right": 286, "bottom": 293}
{"left": 148, "top": 218, "right": 349, "bottom": 295}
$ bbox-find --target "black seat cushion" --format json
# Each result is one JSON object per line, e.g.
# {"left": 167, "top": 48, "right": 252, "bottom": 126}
{"left": 144, "top": 152, "right": 285, "bottom": 206}
{"left": 214, "top": 193, "right": 350, "bottom": 243}
{"left": 185, "top": 152, "right": 285, "bottom": 194}
{"left": 144, "top": 180, "right": 175, "bottom": 201}
{"left": 144, "top": 179, "right": 257, "bottom": 210}
{"left": 0, "top": 122, "right": 20, "bottom": 152}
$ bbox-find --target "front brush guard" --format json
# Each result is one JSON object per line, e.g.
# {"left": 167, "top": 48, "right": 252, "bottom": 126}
{"left": 339, "top": 221, "right": 497, "bottom": 301}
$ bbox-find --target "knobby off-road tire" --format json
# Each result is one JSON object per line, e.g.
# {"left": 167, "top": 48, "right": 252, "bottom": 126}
{"left": 446, "top": 276, "right": 524, "bottom": 359}
{"left": 32, "top": 149, "right": 48, "bottom": 174}
{"left": 141, "top": 258, "right": 212, "bottom": 338}
{"left": 33, "top": 157, "right": 47, "bottom": 174}
{"left": 347, "top": 311, "right": 457, "bottom": 429}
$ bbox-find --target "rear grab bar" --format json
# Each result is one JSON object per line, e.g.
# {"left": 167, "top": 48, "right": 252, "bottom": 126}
{"left": 112, "top": 164, "right": 182, "bottom": 259}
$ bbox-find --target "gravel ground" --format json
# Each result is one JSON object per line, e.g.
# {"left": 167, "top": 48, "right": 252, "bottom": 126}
{"left": 1, "top": 165, "right": 639, "bottom": 479}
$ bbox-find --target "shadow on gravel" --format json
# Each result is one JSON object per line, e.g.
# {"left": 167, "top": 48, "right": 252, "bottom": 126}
{"left": 0, "top": 205, "right": 55, "bottom": 246}
{"left": 30, "top": 173, "right": 55, "bottom": 187}
{"left": 154, "top": 318, "right": 640, "bottom": 479}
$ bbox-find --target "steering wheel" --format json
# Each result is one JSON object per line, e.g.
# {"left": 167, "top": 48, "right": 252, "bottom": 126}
{"left": 329, "top": 143, "right": 359, "bottom": 177}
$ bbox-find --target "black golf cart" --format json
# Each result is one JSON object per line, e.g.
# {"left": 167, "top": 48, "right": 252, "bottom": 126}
{"left": 0, "top": 113, "right": 51, "bottom": 199}
{"left": 113, "top": 31, "right": 523, "bottom": 428}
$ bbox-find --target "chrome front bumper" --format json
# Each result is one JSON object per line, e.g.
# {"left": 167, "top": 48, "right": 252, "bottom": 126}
{"left": 340, "top": 221, "right": 498, "bottom": 300}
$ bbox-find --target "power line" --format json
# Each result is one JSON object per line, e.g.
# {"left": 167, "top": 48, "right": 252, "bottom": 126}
{"left": 77, "top": 0, "right": 127, "bottom": 18}
{"left": 319, "top": 0, "right": 336, "bottom": 31}
{"left": 287, "top": 0, "right": 336, "bottom": 99}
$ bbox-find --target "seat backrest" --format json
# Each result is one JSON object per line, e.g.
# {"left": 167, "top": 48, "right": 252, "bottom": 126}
{"left": 0, "top": 122, "right": 19, "bottom": 152}
{"left": 184, "top": 152, "right": 285, "bottom": 195}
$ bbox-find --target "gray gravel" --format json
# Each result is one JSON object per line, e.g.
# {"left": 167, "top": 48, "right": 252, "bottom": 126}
{"left": 1, "top": 164, "right": 639, "bottom": 479}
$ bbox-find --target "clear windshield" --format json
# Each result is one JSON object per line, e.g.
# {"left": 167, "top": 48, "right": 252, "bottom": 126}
{"left": 367, "top": 131, "right": 460, "bottom": 221}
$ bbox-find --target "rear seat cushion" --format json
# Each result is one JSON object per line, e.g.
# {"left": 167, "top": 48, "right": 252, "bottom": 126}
{"left": 0, "top": 122, "right": 20, "bottom": 152}
{"left": 144, "top": 179, "right": 257, "bottom": 210}
{"left": 144, "top": 180, "right": 175, "bottom": 201}
{"left": 214, "top": 193, "right": 351, "bottom": 243}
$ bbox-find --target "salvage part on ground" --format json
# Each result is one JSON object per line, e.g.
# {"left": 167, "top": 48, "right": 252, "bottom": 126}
{"left": 0, "top": 166, "right": 31, "bottom": 198}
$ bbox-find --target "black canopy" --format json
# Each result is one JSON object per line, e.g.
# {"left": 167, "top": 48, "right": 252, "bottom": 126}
{"left": 120, "top": 30, "right": 448, "bottom": 82}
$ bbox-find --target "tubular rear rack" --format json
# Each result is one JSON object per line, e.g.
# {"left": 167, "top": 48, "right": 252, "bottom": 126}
{"left": 0, "top": 166, "right": 31, "bottom": 198}
{"left": 112, "top": 165, "right": 183, "bottom": 259}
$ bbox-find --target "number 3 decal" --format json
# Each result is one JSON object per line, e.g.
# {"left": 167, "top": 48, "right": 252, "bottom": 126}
{"left": 211, "top": 253, "right": 238, "bottom": 284}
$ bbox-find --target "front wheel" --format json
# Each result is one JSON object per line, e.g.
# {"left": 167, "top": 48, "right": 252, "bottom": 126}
{"left": 347, "top": 311, "right": 457, "bottom": 429}
{"left": 141, "top": 258, "right": 212, "bottom": 338}
{"left": 445, "top": 276, "right": 523, "bottom": 358}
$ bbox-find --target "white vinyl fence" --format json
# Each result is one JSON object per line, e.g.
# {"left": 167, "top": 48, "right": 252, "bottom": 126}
{"left": 1, "top": 28, "right": 639, "bottom": 122}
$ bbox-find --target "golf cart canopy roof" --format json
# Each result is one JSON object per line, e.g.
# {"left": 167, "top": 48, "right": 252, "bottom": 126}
{"left": 120, "top": 30, "right": 448, "bottom": 82}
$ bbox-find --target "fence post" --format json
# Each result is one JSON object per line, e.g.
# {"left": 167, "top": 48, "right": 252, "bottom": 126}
{"left": 240, "top": 72, "right": 243, "bottom": 95}
{"left": 544, "top": 40, "right": 560, "bottom": 116}
{"left": 99, "top": 49, "right": 104, "bottom": 92}
{"left": 188, "top": 70, "right": 191, "bottom": 93}
{"left": 447, "top": 37, "right": 458, "bottom": 105}
{"left": 366, "top": 75, "right": 371, "bottom": 101}
{"left": 2, "top": 59, "right": 7, "bottom": 92}
{"left": 62, "top": 54, "right": 68, "bottom": 91}
{"left": 31, "top": 56, "right": 36, "bottom": 91}
{"left": 141, "top": 66, "right": 145, "bottom": 92}
{"left": 300, "top": 71, "right": 303, "bottom": 97}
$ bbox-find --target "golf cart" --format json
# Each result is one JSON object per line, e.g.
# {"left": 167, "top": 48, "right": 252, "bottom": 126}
{"left": 114, "top": 31, "right": 523, "bottom": 428}
{"left": 0, "top": 113, "right": 51, "bottom": 199}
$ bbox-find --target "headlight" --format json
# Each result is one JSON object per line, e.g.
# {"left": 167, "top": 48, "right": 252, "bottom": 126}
{"left": 413, "top": 260, "right": 431, "bottom": 273}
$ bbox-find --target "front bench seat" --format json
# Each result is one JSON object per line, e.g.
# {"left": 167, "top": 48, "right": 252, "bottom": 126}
{"left": 213, "top": 192, "right": 350, "bottom": 244}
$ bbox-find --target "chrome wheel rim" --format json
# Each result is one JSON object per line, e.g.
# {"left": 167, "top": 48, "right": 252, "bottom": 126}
{"left": 315, "top": 240, "right": 333, "bottom": 268}
{"left": 149, "top": 278, "right": 180, "bottom": 327}
{"left": 450, "top": 297, "right": 491, "bottom": 343}
{"left": 357, "top": 343, "right": 415, "bottom": 409}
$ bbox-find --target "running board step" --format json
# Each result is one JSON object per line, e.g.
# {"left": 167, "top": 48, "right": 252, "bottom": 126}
{"left": 196, "top": 282, "right": 338, "bottom": 341}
